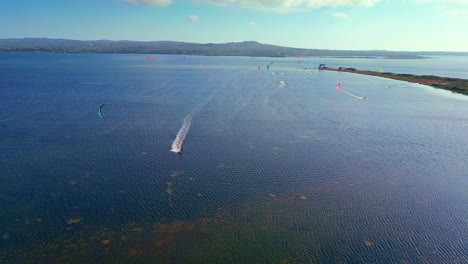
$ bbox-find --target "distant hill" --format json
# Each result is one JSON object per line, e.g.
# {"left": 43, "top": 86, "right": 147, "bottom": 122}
{"left": 1, "top": 38, "right": 467, "bottom": 58}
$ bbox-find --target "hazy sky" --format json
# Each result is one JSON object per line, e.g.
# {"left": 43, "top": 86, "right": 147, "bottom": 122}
{"left": 1, "top": 0, "right": 468, "bottom": 51}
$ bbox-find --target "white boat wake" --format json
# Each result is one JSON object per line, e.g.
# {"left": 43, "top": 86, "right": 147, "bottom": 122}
{"left": 170, "top": 114, "right": 194, "bottom": 153}
{"left": 341, "top": 89, "right": 366, "bottom": 100}
{"left": 279, "top": 80, "right": 287, "bottom": 88}
{"left": 170, "top": 93, "right": 215, "bottom": 154}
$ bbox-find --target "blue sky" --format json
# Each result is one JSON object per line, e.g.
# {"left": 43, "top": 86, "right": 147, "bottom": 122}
{"left": 1, "top": 0, "right": 467, "bottom": 51}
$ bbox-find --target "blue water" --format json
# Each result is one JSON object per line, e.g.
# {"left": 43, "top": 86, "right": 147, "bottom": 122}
{"left": 0, "top": 53, "right": 467, "bottom": 263}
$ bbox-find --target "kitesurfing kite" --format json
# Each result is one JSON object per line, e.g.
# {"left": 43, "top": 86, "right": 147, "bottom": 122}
{"left": 379, "top": 66, "right": 384, "bottom": 73}
{"left": 98, "top": 104, "right": 110, "bottom": 119}
{"left": 258, "top": 66, "right": 261, "bottom": 71}
{"left": 204, "top": 68, "right": 208, "bottom": 73}
{"left": 336, "top": 82, "right": 341, "bottom": 91}
{"left": 267, "top": 65, "right": 270, "bottom": 70}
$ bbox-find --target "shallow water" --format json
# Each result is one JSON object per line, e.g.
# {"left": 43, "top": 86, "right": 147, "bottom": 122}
{"left": 0, "top": 53, "right": 467, "bottom": 263}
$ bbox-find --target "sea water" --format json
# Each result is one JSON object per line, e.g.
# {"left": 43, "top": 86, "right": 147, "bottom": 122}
{"left": 0, "top": 53, "right": 467, "bottom": 263}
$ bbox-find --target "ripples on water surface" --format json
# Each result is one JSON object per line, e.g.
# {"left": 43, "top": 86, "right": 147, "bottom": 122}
{"left": 0, "top": 53, "right": 467, "bottom": 263}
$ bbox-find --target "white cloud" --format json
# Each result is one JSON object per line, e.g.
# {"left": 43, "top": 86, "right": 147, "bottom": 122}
{"left": 306, "top": 0, "right": 380, "bottom": 7}
{"left": 124, "top": 0, "right": 172, "bottom": 6}
{"left": 249, "top": 21, "right": 257, "bottom": 25}
{"left": 124, "top": 0, "right": 383, "bottom": 11}
{"left": 442, "top": 9, "right": 468, "bottom": 16}
{"left": 187, "top": 15, "right": 199, "bottom": 22}
{"left": 194, "top": 0, "right": 381, "bottom": 12}
{"left": 123, "top": 0, "right": 468, "bottom": 10}
{"left": 415, "top": 0, "right": 468, "bottom": 3}
{"left": 332, "top": 12, "right": 349, "bottom": 18}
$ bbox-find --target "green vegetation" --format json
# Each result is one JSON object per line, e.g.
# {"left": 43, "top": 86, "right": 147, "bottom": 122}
{"left": 326, "top": 67, "right": 468, "bottom": 96}
{"left": 0, "top": 193, "right": 329, "bottom": 263}
{"left": 0, "top": 38, "right": 431, "bottom": 58}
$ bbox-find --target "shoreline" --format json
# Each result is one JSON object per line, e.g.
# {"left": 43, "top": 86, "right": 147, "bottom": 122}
{"left": 323, "top": 67, "right": 468, "bottom": 96}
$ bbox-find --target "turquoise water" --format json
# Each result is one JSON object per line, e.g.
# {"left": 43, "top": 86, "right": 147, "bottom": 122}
{"left": 0, "top": 53, "right": 467, "bottom": 263}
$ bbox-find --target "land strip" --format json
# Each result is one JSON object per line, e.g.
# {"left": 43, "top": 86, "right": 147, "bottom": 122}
{"left": 323, "top": 67, "right": 468, "bottom": 96}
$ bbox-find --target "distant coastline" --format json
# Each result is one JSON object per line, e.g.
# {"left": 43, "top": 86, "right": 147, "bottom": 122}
{"left": 323, "top": 67, "right": 468, "bottom": 96}
{"left": 320, "top": 56, "right": 428, "bottom": 59}
{"left": 2, "top": 38, "right": 467, "bottom": 58}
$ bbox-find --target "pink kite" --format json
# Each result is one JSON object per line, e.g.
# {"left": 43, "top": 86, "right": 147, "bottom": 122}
{"left": 336, "top": 83, "right": 341, "bottom": 91}
{"left": 204, "top": 68, "right": 208, "bottom": 73}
